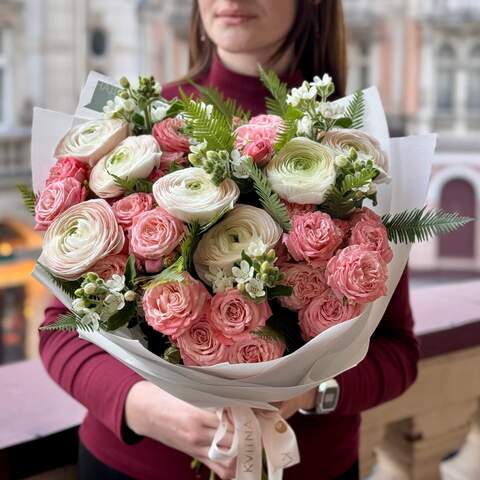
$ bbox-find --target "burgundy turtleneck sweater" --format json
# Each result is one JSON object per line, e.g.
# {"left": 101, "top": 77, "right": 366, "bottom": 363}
{"left": 39, "top": 55, "right": 419, "bottom": 480}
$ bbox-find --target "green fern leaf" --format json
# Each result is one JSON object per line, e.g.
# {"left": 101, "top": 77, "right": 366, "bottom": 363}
{"left": 181, "top": 97, "right": 235, "bottom": 151}
{"left": 40, "top": 312, "right": 95, "bottom": 332}
{"left": 258, "top": 65, "right": 289, "bottom": 117}
{"left": 344, "top": 90, "right": 365, "bottom": 130}
{"left": 244, "top": 159, "right": 291, "bottom": 231}
{"left": 17, "top": 183, "right": 37, "bottom": 216}
{"left": 37, "top": 263, "right": 81, "bottom": 298}
{"left": 181, "top": 221, "right": 201, "bottom": 272}
{"left": 189, "top": 81, "right": 250, "bottom": 123}
{"left": 109, "top": 172, "right": 153, "bottom": 194}
{"left": 382, "top": 207, "right": 474, "bottom": 244}
{"left": 274, "top": 106, "right": 303, "bottom": 151}
{"left": 143, "top": 259, "right": 185, "bottom": 290}
{"left": 319, "top": 187, "right": 360, "bottom": 219}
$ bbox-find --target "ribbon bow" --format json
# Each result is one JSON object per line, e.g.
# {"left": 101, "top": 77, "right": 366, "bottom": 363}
{"left": 208, "top": 406, "right": 300, "bottom": 480}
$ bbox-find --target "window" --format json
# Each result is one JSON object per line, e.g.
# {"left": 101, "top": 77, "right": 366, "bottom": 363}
{"left": 0, "top": 29, "right": 5, "bottom": 125}
{"left": 436, "top": 44, "right": 456, "bottom": 113}
{"left": 467, "top": 44, "right": 480, "bottom": 113}
{"left": 90, "top": 28, "right": 108, "bottom": 57}
{"left": 358, "top": 40, "right": 371, "bottom": 90}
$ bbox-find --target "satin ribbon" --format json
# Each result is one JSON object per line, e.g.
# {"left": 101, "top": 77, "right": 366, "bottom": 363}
{"left": 208, "top": 406, "right": 300, "bottom": 480}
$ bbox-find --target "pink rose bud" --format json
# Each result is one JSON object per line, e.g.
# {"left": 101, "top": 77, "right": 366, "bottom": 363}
{"left": 176, "top": 316, "right": 229, "bottom": 366}
{"left": 349, "top": 219, "right": 393, "bottom": 263}
{"left": 35, "top": 177, "right": 87, "bottom": 231}
{"left": 278, "top": 262, "right": 328, "bottom": 312}
{"left": 111, "top": 193, "right": 154, "bottom": 229}
{"left": 210, "top": 289, "right": 272, "bottom": 345}
{"left": 326, "top": 245, "right": 388, "bottom": 304}
{"left": 46, "top": 157, "right": 90, "bottom": 185}
{"left": 130, "top": 207, "right": 185, "bottom": 263}
{"left": 143, "top": 273, "right": 210, "bottom": 338}
{"left": 152, "top": 118, "right": 190, "bottom": 153}
{"left": 228, "top": 334, "right": 285, "bottom": 364}
{"left": 90, "top": 253, "right": 128, "bottom": 280}
{"left": 241, "top": 139, "right": 273, "bottom": 166}
{"left": 283, "top": 211, "right": 344, "bottom": 266}
{"left": 299, "top": 289, "right": 362, "bottom": 341}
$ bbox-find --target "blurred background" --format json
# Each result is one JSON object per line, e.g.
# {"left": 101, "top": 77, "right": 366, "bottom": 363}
{"left": 0, "top": 1, "right": 478, "bottom": 479}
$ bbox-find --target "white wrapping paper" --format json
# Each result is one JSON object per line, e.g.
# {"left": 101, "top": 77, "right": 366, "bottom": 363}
{"left": 31, "top": 73, "right": 436, "bottom": 479}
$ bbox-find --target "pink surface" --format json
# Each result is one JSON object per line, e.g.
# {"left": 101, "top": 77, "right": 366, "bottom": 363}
{"left": 0, "top": 358, "right": 86, "bottom": 449}
{"left": 411, "top": 280, "right": 480, "bottom": 335}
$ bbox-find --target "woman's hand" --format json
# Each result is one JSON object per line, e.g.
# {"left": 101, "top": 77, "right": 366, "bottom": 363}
{"left": 277, "top": 389, "right": 317, "bottom": 420}
{"left": 125, "top": 381, "right": 236, "bottom": 479}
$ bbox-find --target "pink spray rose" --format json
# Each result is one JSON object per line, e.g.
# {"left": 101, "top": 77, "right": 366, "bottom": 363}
{"left": 176, "top": 316, "right": 229, "bottom": 366}
{"left": 326, "top": 245, "right": 388, "bottom": 304}
{"left": 350, "top": 207, "right": 382, "bottom": 226}
{"left": 147, "top": 152, "right": 187, "bottom": 182}
{"left": 210, "top": 289, "right": 272, "bottom": 345}
{"left": 111, "top": 193, "right": 154, "bottom": 229}
{"left": 35, "top": 177, "right": 87, "bottom": 231}
{"left": 234, "top": 114, "right": 282, "bottom": 166}
{"left": 46, "top": 157, "right": 89, "bottom": 185}
{"left": 349, "top": 219, "right": 393, "bottom": 263}
{"left": 143, "top": 273, "right": 210, "bottom": 338}
{"left": 284, "top": 201, "right": 316, "bottom": 221}
{"left": 278, "top": 263, "right": 328, "bottom": 311}
{"left": 299, "top": 289, "right": 362, "bottom": 341}
{"left": 152, "top": 118, "right": 190, "bottom": 153}
{"left": 283, "top": 211, "right": 344, "bottom": 266}
{"left": 130, "top": 207, "right": 185, "bottom": 271}
{"left": 90, "top": 253, "right": 128, "bottom": 280}
{"left": 228, "top": 334, "right": 285, "bottom": 364}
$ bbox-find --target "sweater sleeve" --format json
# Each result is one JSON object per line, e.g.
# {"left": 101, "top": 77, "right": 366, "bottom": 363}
{"left": 335, "top": 268, "right": 419, "bottom": 415}
{"left": 39, "top": 298, "right": 143, "bottom": 442}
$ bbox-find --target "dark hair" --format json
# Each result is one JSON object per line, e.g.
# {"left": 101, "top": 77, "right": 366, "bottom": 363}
{"left": 185, "top": 0, "right": 347, "bottom": 98}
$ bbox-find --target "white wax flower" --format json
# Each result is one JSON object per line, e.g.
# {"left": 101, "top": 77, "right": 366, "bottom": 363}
{"left": 152, "top": 167, "right": 240, "bottom": 226}
{"left": 89, "top": 135, "right": 161, "bottom": 198}
{"left": 54, "top": 118, "right": 129, "bottom": 167}
{"left": 151, "top": 100, "right": 170, "bottom": 123}
{"left": 246, "top": 239, "right": 267, "bottom": 258}
{"left": 208, "top": 267, "right": 235, "bottom": 293}
{"left": 266, "top": 137, "right": 336, "bottom": 204}
{"left": 38, "top": 199, "right": 125, "bottom": 280}
{"left": 286, "top": 81, "right": 317, "bottom": 107}
{"left": 104, "top": 292, "right": 125, "bottom": 312}
{"left": 311, "top": 74, "right": 333, "bottom": 89}
{"left": 105, "top": 274, "right": 125, "bottom": 292}
{"left": 193, "top": 204, "right": 282, "bottom": 285}
{"left": 230, "top": 150, "right": 250, "bottom": 179}
{"left": 316, "top": 102, "right": 345, "bottom": 119}
{"left": 232, "top": 260, "right": 254, "bottom": 285}
{"left": 245, "top": 278, "right": 266, "bottom": 299}
{"left": 296, "top": 114, "right": 314, "bottom": 137}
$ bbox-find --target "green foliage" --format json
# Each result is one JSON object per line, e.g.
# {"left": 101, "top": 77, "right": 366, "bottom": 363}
{"left": 189, "top": 80, "right": 250, "bottom": 123}
{"left": 40, "top": 312, "right": 95, "bottom": 333}
{"left": 244, "top": 159, "right": 291, "bottom": 232}
{"left": 17, "top": 183, "right": 37, "bottom": 216}
{"left": 382, "top": 207, "right": 474, "bottom": 244}
{"left": 274, "top": 106, "right": 303, "bottom": 151}
{"left": 124, "top": 255, "right": 136, "bottom": 289}
{"left": 258, "top": 65, "right": 289, "bottom": 117}
{"left": 344, "top": 90, "right": 365, "bottom": 130}
{"left": 181, "top": 97, "right": 235, "bottom": 152}
{"left": 105, "top": 301, "right": 137, "bottom": 331}
{"left": 164, "top": 99, "right": 184, "bottom": 119}
{"left": 37, "top": 263, "right": 81, "bottom": 298}
{"left": 266, "top": 284, "right": 293, "bottom": 299}
{"left": 109, "top": 172, "right": 153, "bottom": 194}
{"left": 252, "top": 325, "right": 286, "bottom": 345}
{"left": 163, "top": 344, "right": 182, "bottom": 364}
{"left": 181, "top": 221, "right": 201, "bottom": 272}
{"left": 143, "top": 259, "right": 185, "bottom": 290}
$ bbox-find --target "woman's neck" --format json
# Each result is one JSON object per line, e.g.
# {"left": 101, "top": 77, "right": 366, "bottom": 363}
{"left": 216, "top": 45, "right": 295, "bottom": 78}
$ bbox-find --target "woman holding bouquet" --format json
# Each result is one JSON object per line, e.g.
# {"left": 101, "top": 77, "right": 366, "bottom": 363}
{"left": 40, "top": 0, "right": 419, "bottom": 479}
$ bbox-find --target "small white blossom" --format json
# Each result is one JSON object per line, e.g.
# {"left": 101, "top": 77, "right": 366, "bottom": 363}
{"left": 232, "top": 260, "right": 255, "bottom": 285}
{"left": 189, "top": 140, "right": 207, "bottom": 156}
{"left": 230, "top": 150, "right": 250, "bottom": 179}
{"left": 297, "top": 114, "right": 314, "bottom": 137}
{"left": 103, "top": 96, "right": 128, "bottom": 118}
{"left": 105, "top": 274, "right": 125, "bottom": 292}
{"left": 208, "top": 267, "right": 234, "bottom": 293}
{"left": 311, "top": 73, "right": 333, "bottom": 89}
{"left": 124, "top": 290, "right": 136, "bottom": 302}
{"left": 245, "top": 277, "right": 266, "bottom": 299}
{"left": 153, "top": 82, "right": 162, "bottom": 96}
{"left": 82, "top": 311, "right": 101, "bottom": 330}
{"left": 72, "top": 298, "right": 87, "bottom": 314}
{"left": 316, "top": 102, "right": 345, "bottom": 119}
{"left": 104, "top": 291, "right": 125, "bottom": 312}
{"left": 151, "top": 100, "right": 169, "bottom": 123}
{"left": 123, "top": 99, "right": 136, "bottom": 113}
{"left": 246, "top": 239, "right": 267, "bottom": 258}
{"left": 334, "top": 154, "right": 349, "bottom": 168}
{"left": 286, "top": 81, "right": 317, "bottom": 107}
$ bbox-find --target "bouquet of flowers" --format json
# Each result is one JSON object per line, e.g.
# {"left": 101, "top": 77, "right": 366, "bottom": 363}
{"left": 23, "top": 70, "right": 470, "bottom": 479}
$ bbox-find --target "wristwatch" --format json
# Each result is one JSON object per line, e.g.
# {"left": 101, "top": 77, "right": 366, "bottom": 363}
{"left": 299, "top": 378, "right": 340, "bottom": 415}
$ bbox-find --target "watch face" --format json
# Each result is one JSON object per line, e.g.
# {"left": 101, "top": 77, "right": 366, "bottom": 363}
{"left": 322, "top": 388, "right": 338, "bottom": 410}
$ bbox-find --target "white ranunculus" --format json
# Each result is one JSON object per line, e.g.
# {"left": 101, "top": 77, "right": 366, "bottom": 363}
{"left": 54, "top": 118, "right": 129, "bottom": 167}
{"left": 193, "top": 204, "right": 282, "bottom": 285}
{"left": 38, "top": 199, "right": 125, "bottom": 280}
{"left": 266, "top": 137, "right": 336, "bottom": 205}
{"left": 152, "top": 167, "right": 240, "bottom": 225}
{"left": 319, "top": 129, "right": 389, "bottom": 178}
{"left": 89, "top": 135, "right": 161, "bottom": 198}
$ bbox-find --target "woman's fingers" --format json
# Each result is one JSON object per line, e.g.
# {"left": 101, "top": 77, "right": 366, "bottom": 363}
{"left": 201, "top": 457, "right": 237, "bottom": 480}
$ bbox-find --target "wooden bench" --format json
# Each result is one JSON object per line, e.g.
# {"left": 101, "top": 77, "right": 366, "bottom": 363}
{"left": 360, "top": 280, "right": 480, "bottom": 479}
